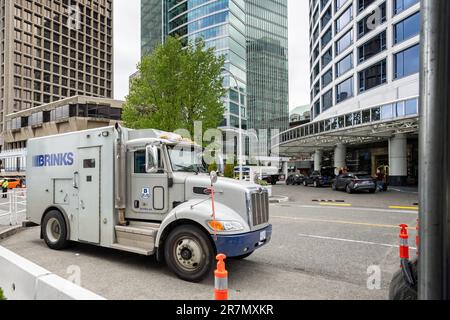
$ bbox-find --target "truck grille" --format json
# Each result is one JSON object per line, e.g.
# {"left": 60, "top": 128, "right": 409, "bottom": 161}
{"left": 250, "top": 190, "right": 269, "bottom": 226}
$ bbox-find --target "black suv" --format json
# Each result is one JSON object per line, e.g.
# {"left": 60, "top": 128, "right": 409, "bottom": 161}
{"left": 332, "top": 173, "right": 376, "bottom": 194}
{"left": 303, "top": 171, "right": 333, "bottom": 188}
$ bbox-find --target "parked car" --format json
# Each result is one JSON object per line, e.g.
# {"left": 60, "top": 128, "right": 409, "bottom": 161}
{"left": 286, "top": 174, "right": 305, "bottom": 185}
{"left": 332, "top": 173, "right": 376, "bottom": 194}
{"left": 303, "top": 171, "right": 333, "bottom": 188}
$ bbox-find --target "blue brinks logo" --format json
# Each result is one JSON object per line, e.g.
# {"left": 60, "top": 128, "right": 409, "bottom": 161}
{"left": 33, "top": 153, "right": 75, "bottom": 167}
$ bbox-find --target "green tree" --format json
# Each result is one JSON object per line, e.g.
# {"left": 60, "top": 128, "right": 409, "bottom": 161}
{"left": 123, "top": 37, "right": 226, "bottom": 138}
{"left": 0, "top": 287, "right": 5, "bottom": 300}
{"left": 208, "top": 161, "right": 218, "bottom": 173}
{"left": 224, "top": 164, "right": 235, "bottom": 179}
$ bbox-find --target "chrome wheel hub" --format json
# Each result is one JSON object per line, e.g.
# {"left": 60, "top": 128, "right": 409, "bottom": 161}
{"left": 175, "top": 238, "right": 203, "bottom": 272}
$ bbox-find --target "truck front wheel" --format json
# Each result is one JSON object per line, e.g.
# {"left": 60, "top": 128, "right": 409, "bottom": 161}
{"left": 42, "top": 210, "right": 69, "bottom": 250}
{"left": 164, "top": 225, "right": 214, "bottom": 282}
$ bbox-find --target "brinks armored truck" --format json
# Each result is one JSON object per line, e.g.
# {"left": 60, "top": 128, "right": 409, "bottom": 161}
{"left": 26, "top": 125, "right": 272, "bottom": 281}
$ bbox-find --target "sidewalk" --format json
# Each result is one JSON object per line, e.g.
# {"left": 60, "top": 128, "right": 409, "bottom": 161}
{"left": 388, "top": 186, "right": 419, "bottom": 194}
{"left": 0, "top": 225, "right": 22, "bottom": 240}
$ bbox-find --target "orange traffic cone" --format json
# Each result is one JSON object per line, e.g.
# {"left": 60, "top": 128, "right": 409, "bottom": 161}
{"left": 399, "top": 224, "right": 410, "bottom": 261}
{"left": 214, "top": 254, "right": 228, "bottom": 300}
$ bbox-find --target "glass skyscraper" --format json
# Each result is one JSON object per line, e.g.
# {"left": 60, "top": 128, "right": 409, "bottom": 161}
{"left": 246, "top": 0, "right": 289, "bottom": 153}
{"left": 140, "top": 0, "right": 289, "bottom": 146}
{"left": 141, "top": 0, "right": 164, "bottom": 56}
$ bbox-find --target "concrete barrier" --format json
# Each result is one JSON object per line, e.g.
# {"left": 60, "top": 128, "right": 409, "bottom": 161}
{"left": 0, "top": 246, "right": 105, "bottom": 300}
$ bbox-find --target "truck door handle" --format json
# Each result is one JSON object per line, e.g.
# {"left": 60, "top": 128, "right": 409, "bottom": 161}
{"left": 73, "top": 172, "right": 79, "bottom": 189}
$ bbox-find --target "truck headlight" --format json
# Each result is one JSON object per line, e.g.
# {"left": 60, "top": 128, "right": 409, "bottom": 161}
{"left": 207, "top": 220, "right": 244, "bottom": 232}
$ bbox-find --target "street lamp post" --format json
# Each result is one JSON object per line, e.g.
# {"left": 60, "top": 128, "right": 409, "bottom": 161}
{"left": 222, "top": 68, "right": 244, "bottom": 181}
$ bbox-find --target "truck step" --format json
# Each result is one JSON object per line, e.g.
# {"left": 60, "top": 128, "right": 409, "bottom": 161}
{"left": 114, "top": 223, "right": 159, "bottom": 254}
{"left": 110, "top": 243, "right": 153, "bottom": 256}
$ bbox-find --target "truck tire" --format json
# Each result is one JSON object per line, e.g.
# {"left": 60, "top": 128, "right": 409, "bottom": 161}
{"left": 303, "top": 181, "right": 308, "bottom": 187}
{"left": 42, "top": 210, "right": 69, "bottom": 250}
{"left": 164, "top": 225, "right": 214, "bottom": 282}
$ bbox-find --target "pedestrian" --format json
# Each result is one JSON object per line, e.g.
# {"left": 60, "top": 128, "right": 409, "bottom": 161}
{"left": 2, "top": 179, "right": 8, "bottom": 198}
{"left": 376, "top": 169, "right": 386, "bottom": 192}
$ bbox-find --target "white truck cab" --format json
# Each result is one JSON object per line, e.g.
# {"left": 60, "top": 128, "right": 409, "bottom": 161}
{"left": 26, "top": 125, "right": 272, "bottom": 282}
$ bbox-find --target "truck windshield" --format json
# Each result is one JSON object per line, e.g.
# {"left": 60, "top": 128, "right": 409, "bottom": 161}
{"left": 167, "top": 145, "right": 207, "bottom": 173}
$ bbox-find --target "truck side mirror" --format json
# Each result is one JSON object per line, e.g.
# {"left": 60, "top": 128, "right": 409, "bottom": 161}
{"left": 146, "top": 145, "right": 160, "bottom": 173}
{"left": 210, "top": 171, "right": 218, "bottom": 185}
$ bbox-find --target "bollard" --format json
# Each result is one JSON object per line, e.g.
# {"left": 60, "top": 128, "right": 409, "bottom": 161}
{"left": 214, "top": 254, "right": 228, "bottom": 301}
{"left": 399, "top": 224, "right": 410, "bottom": 261}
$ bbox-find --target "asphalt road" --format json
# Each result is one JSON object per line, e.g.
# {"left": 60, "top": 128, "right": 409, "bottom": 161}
{"left": 0, "top": 186, "right": 418, "bottom": 300}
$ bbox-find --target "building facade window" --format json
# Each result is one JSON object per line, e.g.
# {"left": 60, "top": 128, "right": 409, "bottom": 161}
{"left": 336, "top": 77, "right": 354, "bottom": 103}
{"left": 358, "top": 59, "right": 387, "bottom": 92}
{"left": 336, "top": 53, "right": 353, "bottom": 77}
{"left": 358, "top": 31, "right": 387, "bottom": 63}
{"left": 394, "top": 0, "right": 419, "bottom": 15}
{"left": 336, "top": 0, "right": 350, "bottom": 12}
{"left": 357, "top": 2, "right": 387, "bottom": 39}
{"left": 394, "top": 44, "right": 420, "bottom": 79}
{"left": 336, "top": 29, "right": 353, "bottom": 55}
{"left": 322, "top": 27, "right": 332, "bottom": 48}
{"left": 394, "top": 12, "right": 420, "bottom": 44}
{"left": 358, "top": 0, "right": 377, "bottom": 13}
{"left": 322, "top": 48, "right": 333, "bottom": 68}
{"left": 322, "top": 68, "right": 333, "bottom": 88}
{"left": 322, "top": 89, "right": 333, "bottom": 111}
{"left": 335, "top": 5, "right": 353, "bottom": 34}
{"left": 321, "top": 6, "right": 332, "bottom": 29}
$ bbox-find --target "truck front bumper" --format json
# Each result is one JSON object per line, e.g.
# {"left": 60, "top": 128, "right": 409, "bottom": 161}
{"left": 214, "top": 224, "right": 272, "bottom": 258}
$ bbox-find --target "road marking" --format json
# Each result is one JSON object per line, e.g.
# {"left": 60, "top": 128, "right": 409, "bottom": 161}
{"left": 271, "top": 203, "right": 419, "bottom": 215}
{"left": 297, "top": 233, "right": 417, "bottom": 250}
{"left": 319, "top": 203, "right": 352, "bottom": 207}
{"left": 389, "top": 206, "right": 419, "bottom": 211}
{"left": 272, "top": 215, "right": 416, "bottom": 230}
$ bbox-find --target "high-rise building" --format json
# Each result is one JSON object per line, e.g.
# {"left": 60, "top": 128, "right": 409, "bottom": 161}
{"left": 0, "top": 0, "right": 114, "bottom": 147}
{"left": 141, "top": 0, "right": 163, "bottom": 56}
{"left": 246, "top": 0, "right": 289, "bottom": 142}
{"left": 140, "top": 0, "right": 289, "bottom": 145}
{"left": 274, "top": 0, "right": 421, "bottom": 186}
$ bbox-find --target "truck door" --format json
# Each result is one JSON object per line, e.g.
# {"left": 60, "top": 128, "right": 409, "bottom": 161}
{"left": 77, "top": 147, "right": 100, "bottom": 244}
{"left": 130, "top": 147, "right": 169, "bottom": 217}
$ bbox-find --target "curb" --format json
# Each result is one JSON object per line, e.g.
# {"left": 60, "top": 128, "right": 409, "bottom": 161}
{"left": 269, "top": 196, "right": 290, "bottom": 204}
{"left": 0, "top": 226, "right": 22, "bottom": 241}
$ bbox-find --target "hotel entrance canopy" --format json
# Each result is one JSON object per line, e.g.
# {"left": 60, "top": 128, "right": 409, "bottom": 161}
{"left": 272, "top": 97, "right": 420, "bottom": 157}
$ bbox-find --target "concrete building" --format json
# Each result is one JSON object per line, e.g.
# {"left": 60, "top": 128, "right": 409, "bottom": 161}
{"left": 0, "top": 0, "right": 114, "bottom": 148}
{"left": 140, "top": 0, "right": 289, "bottom": 158}
{"left": 273, "top": 0, "right": 420, "bottom": 186}
{"left": 0, "top": 96, "right": 124, "bottom": 176}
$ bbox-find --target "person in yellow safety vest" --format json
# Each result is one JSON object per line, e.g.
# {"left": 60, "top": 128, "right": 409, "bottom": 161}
{"left": 2, "top": 179, "right": 8, "bottom": 198}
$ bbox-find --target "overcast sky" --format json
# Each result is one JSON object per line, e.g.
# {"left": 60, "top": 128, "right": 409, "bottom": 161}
{"left": 113, "top": 0, "right": 310, "bottom": 111}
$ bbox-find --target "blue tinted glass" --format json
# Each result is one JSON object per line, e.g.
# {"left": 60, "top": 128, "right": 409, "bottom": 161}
{"left": 336, "top": 77, "right": 354, "bottom": 103}
{"left": 336, "top": 29, "right": 353, "bottom": 55}
{"left": 336, "top": 53, "right": 353, "bottom": 77}
{"left": 405, "top": 99, "right": 418, "bottom": 115}
{"left": 394, "top": 12, "right": 420, "bottom": 44}
{"left": 336, "top": 6, "right": 353, "bottom": 34}
{"left": 394, "top": 0, "right": 419, "bottom": 14}
{"left": 381, "top": 104, "right": 393, "bottom": 119}
{"left": 395, "top": 45, "right": 420, "bottom": 78}
{"left": 322, "top": 90, "right": 333, "bottom": 111}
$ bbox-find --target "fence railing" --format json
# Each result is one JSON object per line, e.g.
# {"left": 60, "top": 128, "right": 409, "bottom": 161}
{"left": 0, "top": 189, "right": 27, "bottom": 227}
